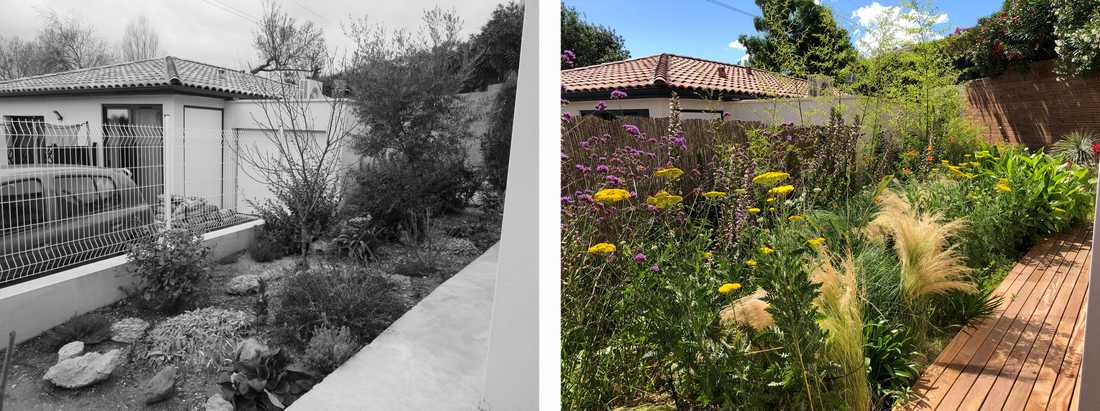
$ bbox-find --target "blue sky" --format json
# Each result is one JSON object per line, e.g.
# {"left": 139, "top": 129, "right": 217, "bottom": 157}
{"left": 562, "top": 0, "right": 1003, "bottom": 64}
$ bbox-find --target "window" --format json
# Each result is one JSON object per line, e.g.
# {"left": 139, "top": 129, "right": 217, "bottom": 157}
{"left": 55, "top": 175, "right": 103, "bottom": 218}
{"left": 0, "top": 178, "right": 46, "bottom": 231}
{"left": 579, "top": 108, "right": 651, "bottom": 120}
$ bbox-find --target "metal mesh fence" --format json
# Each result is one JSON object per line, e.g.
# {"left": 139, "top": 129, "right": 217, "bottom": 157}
{"left": 0, "top": 120, "right": 254, "bottom": 286}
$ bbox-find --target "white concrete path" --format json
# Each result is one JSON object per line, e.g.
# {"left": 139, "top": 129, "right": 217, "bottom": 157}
{"left": 289, "top": 244, "right": 500, "bottom": 410}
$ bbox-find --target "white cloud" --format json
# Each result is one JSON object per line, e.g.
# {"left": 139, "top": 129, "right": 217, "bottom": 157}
{"left": 738, "top": 53, "right": 751, "bottom": 66}
{"left": 0, "top": 0, "right": 501, "bottom": 71}
{"left": 728, "top": 40, "right": 745, "bottom": 50}
{"left": 852, "top": 1, "right": 948, "bottom": 56}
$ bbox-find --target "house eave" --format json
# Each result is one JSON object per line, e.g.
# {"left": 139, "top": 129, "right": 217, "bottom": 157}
{"left": 563, "top": 85, "right": 767, "bottom": 102}
{"left": 0, "top": 85, "right": 274, "bottom": 100}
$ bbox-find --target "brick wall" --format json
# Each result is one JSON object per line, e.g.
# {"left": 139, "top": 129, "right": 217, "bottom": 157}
{"left": 964, "top": 60, "right": 1100, "bottom": 148}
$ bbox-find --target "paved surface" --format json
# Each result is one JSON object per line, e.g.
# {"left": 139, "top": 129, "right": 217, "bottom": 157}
{"left": 289, "top": 244, "right": 500, "bottom": 410}
{"left": 904, "top": 226, "right": 1091, "bottom": 410}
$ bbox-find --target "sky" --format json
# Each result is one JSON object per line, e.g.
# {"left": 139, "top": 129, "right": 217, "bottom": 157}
{"left": 0, "top": 0, "right": 506, "bottom": 71}
{"left": 562, "top": 0, "right": 1003, "bottom": 64}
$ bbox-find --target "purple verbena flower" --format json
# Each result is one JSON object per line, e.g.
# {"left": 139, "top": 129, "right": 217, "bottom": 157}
{"left": 649, "top": 264, "right": 661, "bottom": 272}
{"left": 610, "top": 89, "right": 628, "bottom": 99}
{"left": 562, "top": 50, "right": 576, "bottom": 65}
{"left": 623, "top": 124, "right": 641, "bottom": 136}
{"left": 633, "top": 253, "right": 647, "bottom": 262}
{"left": 596, "top": 164, "right": 610, "bottom": 173}
{"left": 604, "top": 175, "right": 624, "bottom": 185}
{"left": 562, "top": 112, "right": 572, "bottom": 121}
{"left": 575, "top": 164, "right": 591, "bottom": 173}
{"left": 595, "top": 101, "right": 608, "bottom": 111}
{"left": 561, "top": 196, "right": 573, "bottom": 205}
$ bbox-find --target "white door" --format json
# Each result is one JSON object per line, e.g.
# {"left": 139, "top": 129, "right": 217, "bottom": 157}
{"left": 182, "top": 107, "right": 224, "bottom": 207}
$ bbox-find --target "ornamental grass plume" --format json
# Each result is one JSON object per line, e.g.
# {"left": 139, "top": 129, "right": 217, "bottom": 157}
{"left": 866, "top": 191, "right": 977, "bottom": 338}
{"left": 810, "top": 250, "right": 871, "bottom": 411}
{"left": 720, "top": 288, "right": 774, "bottom": 332}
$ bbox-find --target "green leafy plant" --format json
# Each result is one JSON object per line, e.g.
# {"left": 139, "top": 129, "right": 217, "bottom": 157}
{"left": 330, "top": 216, "right": 379, "bottom": 262}
{"left": 217, "top": 340, "right": 316, "bottom": 410}
{"left": 128, "top": 227, "right": 211, "bottom": 313}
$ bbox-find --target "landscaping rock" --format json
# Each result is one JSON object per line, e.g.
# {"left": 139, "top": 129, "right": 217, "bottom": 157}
{"left": 205, "top": 394, "right": 234, "bottom": 411}
{"left": 57, "top": 341, "right": 84, "bottom": 363}
{"left": 227, "top": 274, "right": 261, "bottom": 295}
{"left": 43, "top": 349, "right": 124, "bottom": 388}
{"left": 140, "top": 365, "right": 177, "bottom": 404}
{"left": 235, "top": 338, "right": 268, "bottom": 363}
{"left": 110, "top": 317, "right": 150, "bottom": 343}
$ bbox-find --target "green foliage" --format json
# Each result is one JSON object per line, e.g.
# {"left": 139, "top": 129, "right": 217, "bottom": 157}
{"left": 465, "top": 1, "right": 523, "bottom": 90}
{"left": 217, "top": 340, "right": 315, "bottom": 410}
{"left": 330, "top": 216, "right": 380, "bottom": 262}
{"left": 1051, "top": 130, "right": 1097, "bottom": 166}
{"left": 346, "top": 8, "right": 473, "bottom": 163}
{"left": 863, "top": 319, "right": 919, "bottom": 407}
{"left": 128, "top": 227, "right": 211, "bottom": 313}
{"left": 41, "top": 314, "right": 111, "bottom": 350}
{"left": 738, "top": 0, "right": 857, "bottom": 79}
{"left": 1052, "top": 0, "right": 1100, "bottom": 77}
{"left": 481, "top": 73, "right": 517, "bottom": 193}
{"left": 272, "top": 264, "right": 406, "bottom": 347}
{"left": 248, "top": 200, "right": 299, "bottom": 262}
{"left": 561, "top": 4, "right": 630, "bottom": 68}
{"left": 300, "top": 325, "right": 360, "bottom": 375}
{"left": 941, "top": 0, "right": 1056, "bottom": 80}
{"left": 344, "top": 157, "right": 477, "bottom": 242}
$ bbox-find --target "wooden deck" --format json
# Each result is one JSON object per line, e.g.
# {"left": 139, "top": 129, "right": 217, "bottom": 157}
{"left": 903, "top": 225, "right": 1092, "bottom": 411}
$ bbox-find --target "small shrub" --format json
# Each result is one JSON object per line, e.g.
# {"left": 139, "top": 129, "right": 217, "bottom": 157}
{"left": 128, "top": 227, "right": 211, "bottom": 313}
{"left": 344, "top": 157, "right": 478, "bottom": 242}
{"left": 249, "top": 229, "right": 288, "bottom": 263}
{"left": 41, "top": 313, "right": 112, "bottom": 350}
{"left": 217, "top": 339, "right": 315, "bottom": 410}
{"left": 144, "top": 307, "right": 255, "bottom": 369}
{"left": 300, "top": 325, "right": 360, "bottom": 375}
{"left": 480, "top": 73, "right": 517, "bottom": 193}
{"left": 331, "top": 216, "right": 380, "bottom": 262}
{"left": 1051, "top": 130, "right": 1096, "bottom": 166}
{"left": 272, "top": 264, "right": 407, "bottom": 347}
{"left": 393, "top": 259, "right": 440, "bottom": 278}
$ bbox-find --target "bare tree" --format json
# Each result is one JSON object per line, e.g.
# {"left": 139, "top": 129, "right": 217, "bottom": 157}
{"left": 250, "top": 1, "right": 327, "bottom": 78}
{"left": 37, "top": 11, "right": 114, "bottom": 71}
{"left": 0, "top": 37, "right": 43, "bottom": 80}
{"left": 237, "top": 61, "right": 355, "bottom": 267}
{"left": 121, "top": 16, "right": 160, "bottom": 61}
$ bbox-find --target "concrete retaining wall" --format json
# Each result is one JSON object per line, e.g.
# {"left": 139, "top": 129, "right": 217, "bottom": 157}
{"left": 0, "top": 219, "right": 261, "bottom": 346}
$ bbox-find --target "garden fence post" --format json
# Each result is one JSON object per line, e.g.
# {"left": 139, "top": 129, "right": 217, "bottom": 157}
{"left": 162, "top": 113, "right": 173, "bottom": 230}
{"left": 1079, "top": 160, "right": 1100, "bottom": 404}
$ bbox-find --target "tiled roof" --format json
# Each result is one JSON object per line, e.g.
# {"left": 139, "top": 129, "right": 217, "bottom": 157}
{"left": 0, "top": 56, "right": 290, "bottom": 98}
{"left": 562, "top": 53, "right": 810, "bottom": 98}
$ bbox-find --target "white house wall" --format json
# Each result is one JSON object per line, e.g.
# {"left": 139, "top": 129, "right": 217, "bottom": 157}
{"left": 562, "top": 95, "right": 866, "bottom": 127}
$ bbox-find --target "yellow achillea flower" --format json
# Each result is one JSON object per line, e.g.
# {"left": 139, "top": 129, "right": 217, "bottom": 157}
{"left": 593, "top": 188, "right": 631, "bottom": 203}
{"left": 646, "top": 191, "right": 684, "bottom": 209}
{"left": 654, "top": 166, "right": 685, "bottom": 180}
{"left": 766, "top": 197, "right": 777, "bottom": 203}
{"left": 788, "top": 215, "right": 803, "bottom": 222}
{"left": 769, "top": 207, "right": 777, "bottom": 212}
{"left": 752, "top": 171, "right": 790, "bottom": 187}
{"left": 768, "top": 185, "right": 795, "bottom": 196}
{"left": 747, "top": 207, "right": 762, "bottom": 214}
{"left": 746, "top": 259, "right": 758, "bottom": 269}
{"left": 946, "top": 165, "right": 975, "bottom": 179}
{"left": 760, "top": 245, "right": 775, "bottom": 255}
{"left": 996, "top": 183, "right": 1012, "bottom": 192}
{"left": 702, "top": 191, "right": 728, "bottom": 199}
{"left": 703, "top": 251, "right": 714, "bottom": 259}
{"left": 719, "top": 282, "right": 742, "bottom": 295}
{"left": 807, "top": 237, "right": 826, "bottom": 247}
{"left": 587, "top": 242, "right": 616, "bottom": 255}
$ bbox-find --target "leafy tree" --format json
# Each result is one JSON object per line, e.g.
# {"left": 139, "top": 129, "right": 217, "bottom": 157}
{"left": 1052, "top": 0, "right": 1100, "bottom": 77}
{"left": 466, "top": 2, "right": 523, "bottom": 90}
{"left": 737, "top": 0, "right": 856, "bottom": 79}
{"left": 481, "top": 72, "right": 517, "bottom": 193}
{"left": 561, "top": 4, "right": 630, "bottom": 68}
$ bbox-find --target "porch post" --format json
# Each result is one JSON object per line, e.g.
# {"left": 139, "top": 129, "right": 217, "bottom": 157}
{"left": 1078, "top": 160, "right": 1100, "bottom": 405}
{"left": 162, "top": 113, "right": 173, "bottom": 230}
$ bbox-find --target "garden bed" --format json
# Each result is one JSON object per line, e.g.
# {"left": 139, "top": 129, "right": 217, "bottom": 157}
{"left": 0, "top": 208, "right": 501, "bottom": 410}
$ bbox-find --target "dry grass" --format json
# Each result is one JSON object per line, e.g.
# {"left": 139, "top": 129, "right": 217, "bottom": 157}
{"left": 143, "top": 307, "right": 256, "bottom": 370}
{"left": 720, "top": 288, "right": 775, "bottom": 332}
{"left": 811, "top": 249, "right": 871, "bottom": 411}
{"left": 867, "top": 191, "right": 977, "bottom": 304}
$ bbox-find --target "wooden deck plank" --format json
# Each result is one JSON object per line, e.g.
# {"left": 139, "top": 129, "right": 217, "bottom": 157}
{"left": 1018, "top": 253, "right": 1091, "bottom": 411}
{"left": 1048, "top": 294, "right": 1088, "bottom": 411}
{"left": 926, "top": 230, "right": 1083, "bottom": 410}
{"left": 988, "top": 239, "right": 1090, "bottom": 410}
{"left": 936, "top": 231, "right": 1083, "bottom": 410}
{"left": 903, "top": 224, "right": 1092, "bottom": 411}
{"left": 905, "top": 231, "right": 1069, "bottom": 410}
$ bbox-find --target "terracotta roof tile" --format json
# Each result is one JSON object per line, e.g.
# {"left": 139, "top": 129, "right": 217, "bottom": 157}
{"left": 0, "top": 56, "right": 289, "bottom": 98}
{"left": 562, "top": 53, "right": 809, "bottom": 98}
